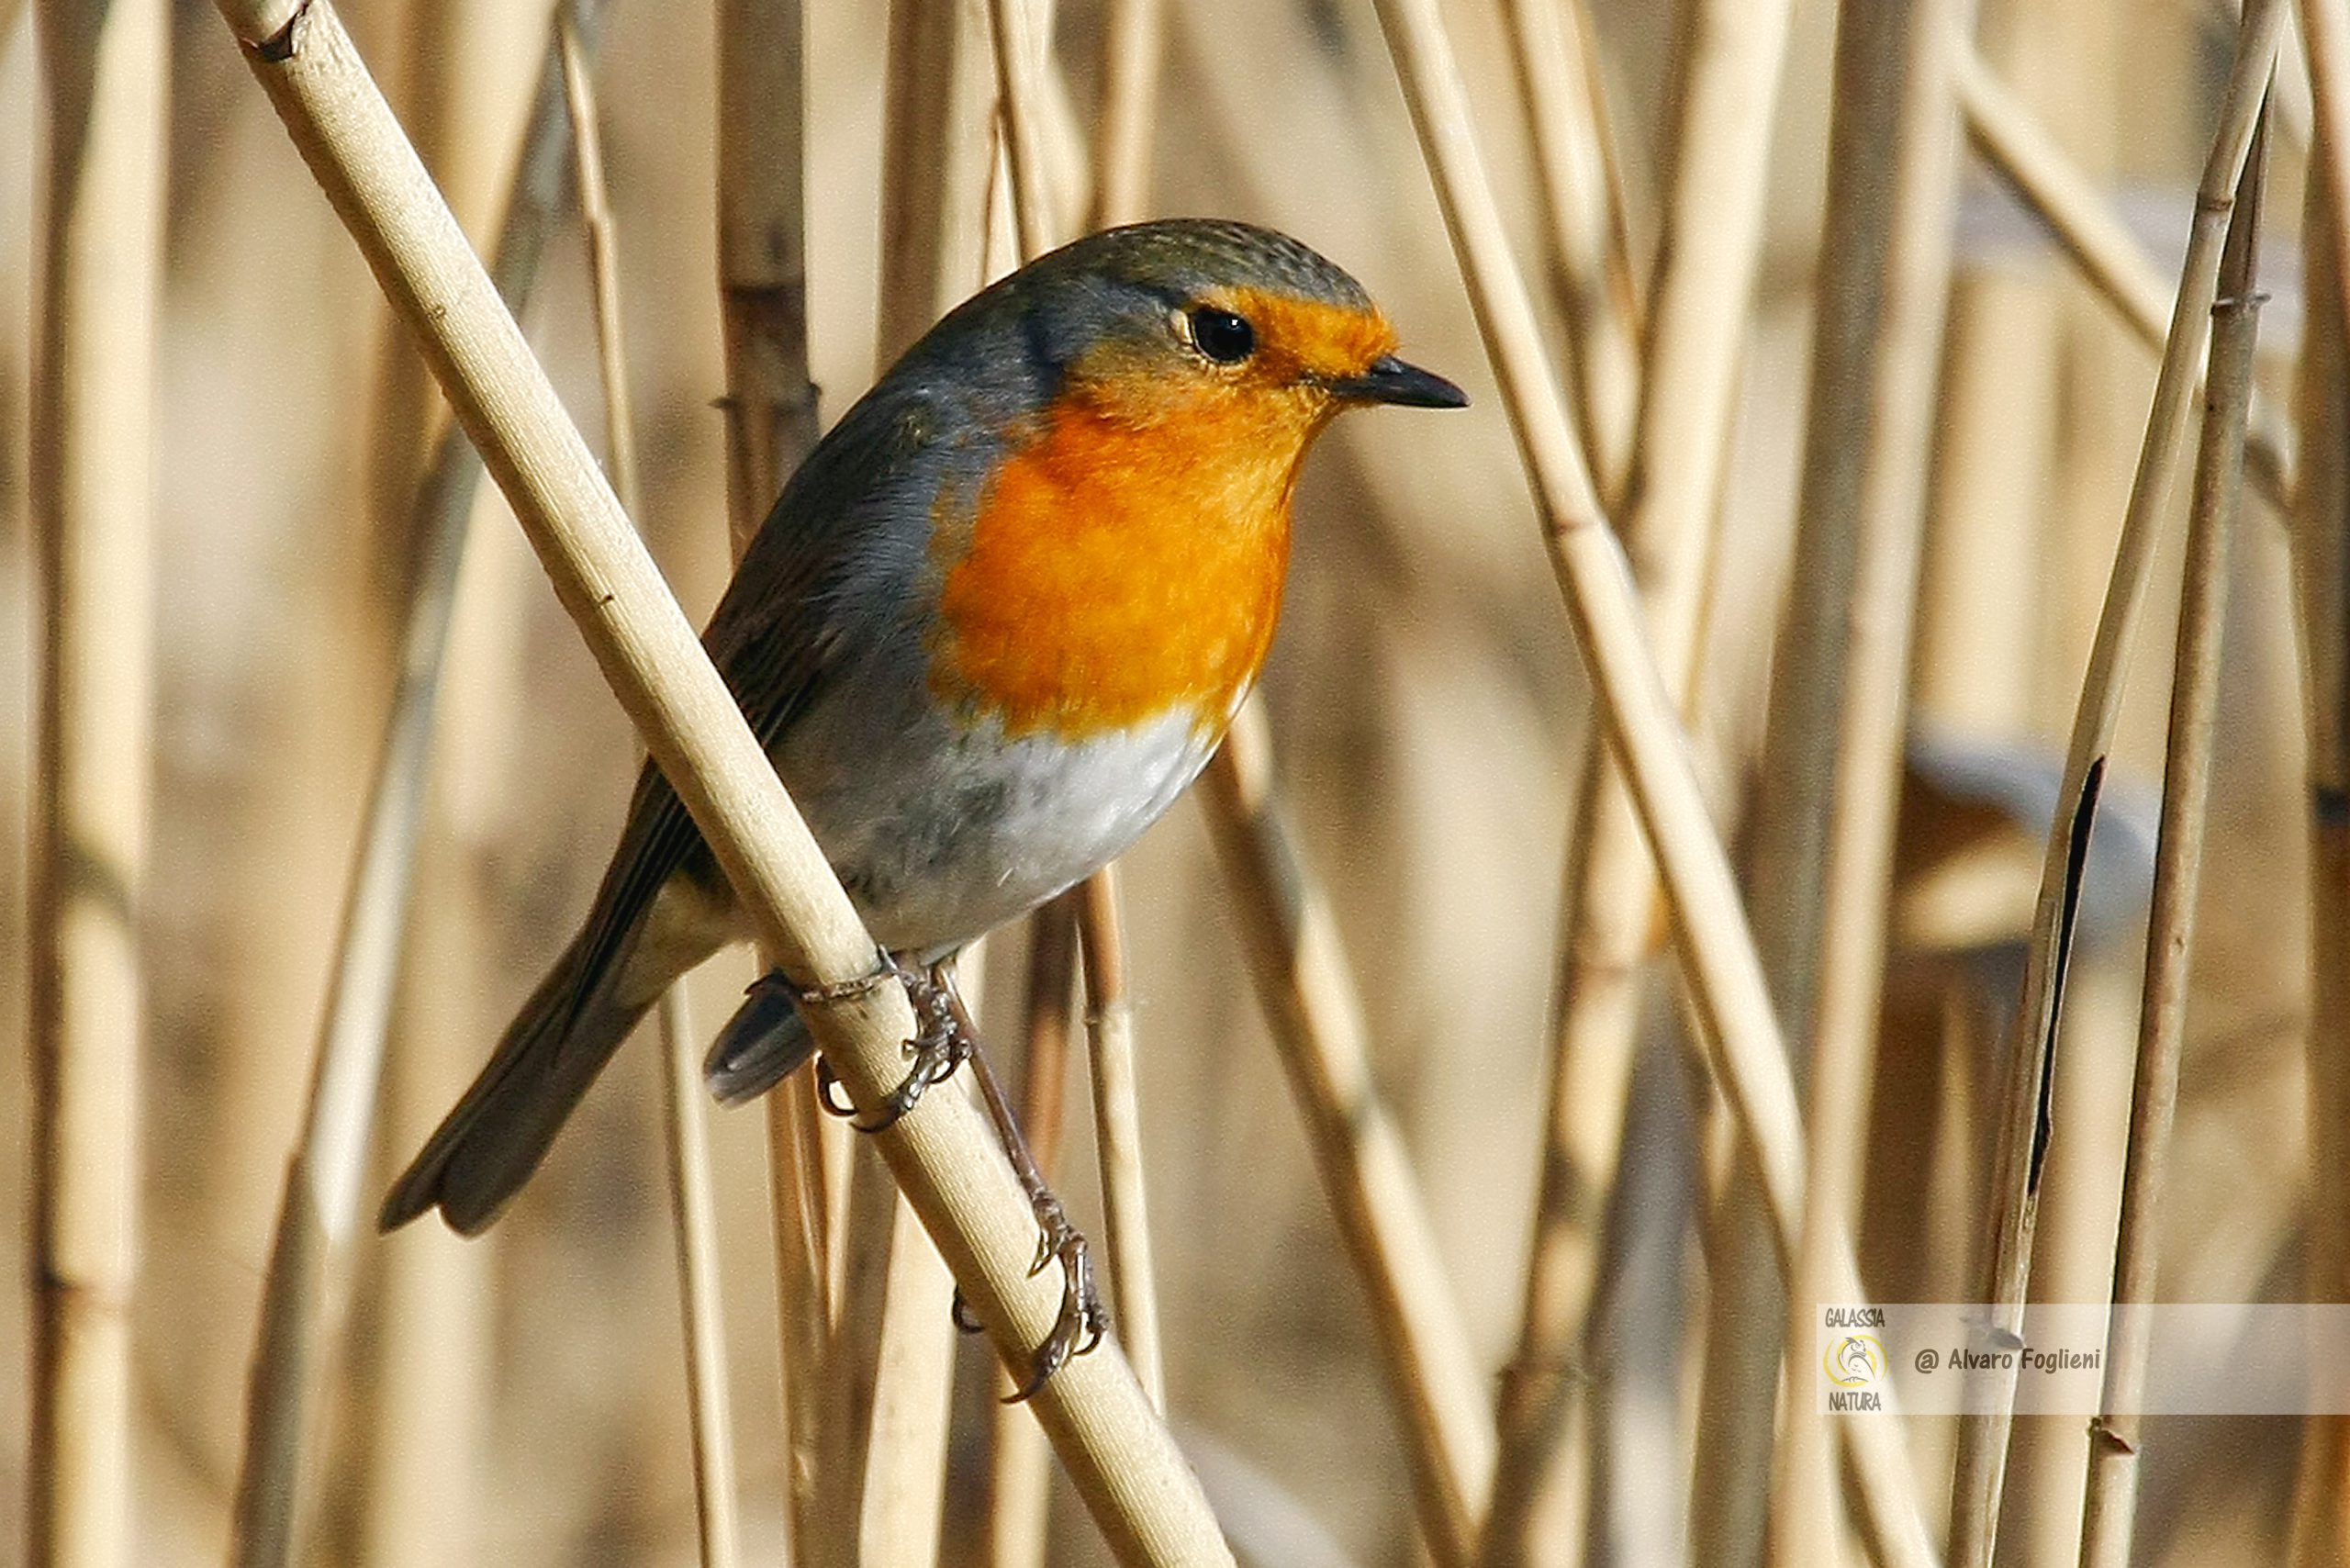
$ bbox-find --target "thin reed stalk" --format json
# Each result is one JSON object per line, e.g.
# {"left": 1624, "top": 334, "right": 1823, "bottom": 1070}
{"left": 1496, "top": 0, "right": 1639, "bottom": 509}
{"left": 1367, "top": 3, "right": 1941, "bottom": 1562}
{"left": 1198, "top": 701, "right": 1494, "bottom": 1568}
{"left": 711, "top": 0, "right": 838, "bottom": 1553}
{"left": 2077, "top": 107, "right": 2268, "bottom": 1568}
{"left": 28, "top": 0, "right": 165, "bottom": 1562}
{"left": 2300, "top": 0, "right": 2350, "bottom": 330}
{"left": 206, "top": 6, "right": 1233, "bottom": 1561}
{"left": 987, "top": 0, "right": 1058, "bottom": 260}
{"left": 1769, "top": 0, "right": 1968, "bottom": 1561}
{"left": 1944, "top": 7, "right": 2286, "bottom": 1562}
{"left": 1086, "top": 0, "right": 1160, "bottom": 230}
{"left": 558, "top": 21, "right": 744, "bottom": 1567}
{"left": 1490, "top": 0, "right": 1792, "bottom": 1553}
{"left": 1952, "top": 41, "right": 2290, "bottom": 513}
{"left": 222, "top": 10, "right": 601, "bottom": 1561}
{"left": 1699, "top": 0, "right": 1918, "bottom": 1544}
{"left": 1078, "top": 865, "right": 1162, "bottom": 1409}
{"left": 990, "top": 892, "right": 1080, "bottom": 1568}
{"left": 877, "top": 0, "right": 997, "bottom": 362}
{"left": 2287, "top": 107, "right": 2350, "bottom": 1568}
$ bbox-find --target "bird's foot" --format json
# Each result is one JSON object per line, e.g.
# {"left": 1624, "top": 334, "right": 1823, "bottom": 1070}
{"left": 813, "top": 956, "right": 971, "bottom": 1132}
{"left": 952, "top": 1181, "right": 1109, "bottom": 1403}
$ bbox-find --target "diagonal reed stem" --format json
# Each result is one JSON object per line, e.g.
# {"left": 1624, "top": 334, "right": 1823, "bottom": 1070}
{"left": 221, "top": 10, "right": 603, "bottom": 1562}
{"left": 206, "top": 3, "right": 1233, "bottom": 1561}
{"left": 1944, "top": 6, "right": 2285, "bottom": 1562}
{"left": 2076, "top": 103, "right": 2268, "bottom": 1568}
{"left": 1367, "top": 0, "right": 1940, "bottom": 1561}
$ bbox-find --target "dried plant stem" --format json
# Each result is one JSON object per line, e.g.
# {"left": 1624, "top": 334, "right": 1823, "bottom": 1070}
{"left": 1945, "top": 7, "right": 2286, "bottom": 1563}
{"left": 1369, "top": 2, "right": 1940, "bottom": 1562}
{"left": 1078, "top": 865, "right": 1163, "bottom": 1408}
{"left": 1199, "top": 701, "right": 1494, "bottom": 1568}
{"left": 2077, "top": 109, "right": 2267, "bottom": 1568}
{"left": 2287, "top": 116, "right": 2350, "bottom": 1568}
{"left": 1496, "top": 0, "right": 1639, "bottom": 507}
{"left": 990, "top": 893, "right": 1080, "bottom": 1568}
{"left": 1769, "top": 1, "right": 1967, "bottom": 1562}
{"left": 2300, "top": 0, "right": 2350, "bottom": 330}
{"left": 28, "top": 0, "right": 164, "bottom": 1562}
{"left": 1952, "top": 40, "right": 2290, "bottom": 514}
{"left": 987, "top": 0, "right": 1058, "bottom": 260}
{"left": 557, "top": 20, "right": 744, "bottom": 1568}
{"left": 1086, "top": 0, "right": 1161, "bottom": 230}
{"left": 221, "top": 9, "right": 599, "bottom": 1562}
{"left": 877, "top": 0, "right": 996, "bottom": 363}
{"left": 207, "top": 6, "right": 1232, "bottom": 1561}
{"left": 710, "top": 0, "right": 839, "bottom": 1553}
{"left": 1490, "top": 0, "right": 1792, "bottom": 1554}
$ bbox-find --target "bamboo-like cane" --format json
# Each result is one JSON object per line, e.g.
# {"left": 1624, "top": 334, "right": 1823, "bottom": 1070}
{"left": 1690, "top": 0, "right": 1887, "bottom": 1547}
{"left": 28, "top": 0, "right": 164, "bottom": 1562}
{"left": 1367, "top": 2, "right": 1942, "bottom": 1563}
{"left": 1488, "top": 0, "right": 1792, "bottom": 1554}
{"left": 1078, "top": 865, "right": 1163, "bottom": 1410}
{"left": 2300, "top": 0, "right": 2350, "bottom": 333}
{"left": 222, "top": 9, "right": 604, "bottom": 1562}
{"left": 1944, "top": 7, "right": 2286, "bottom": 1563}
{"left": 557, "top": 21, "right": 744, "bottom": 1568}
{"left": 206, "top": 6, "right": 1234, "bottom": 1562}
{"left": 2288, "top": 118, "right": 2350, "bottom": 1568}
{"left": 987, "top": 896, "right": 1081, "bottom": 1567}
{"left": 2076, "top": 108, "right": 2268, "bottom": 1568}
{"left": 1495, "top": 0, "right": 1639, "bottom": 509}
{"left": 1769, "top": 1, "right": 1969, "bottom": 1562}
{"left": 709, "top": 0, "right": 840, "bottom": 1553}
{"left": 1087, "top": 0, "right": 1161, "bottom": 231}
{"left": 1952, "top": 41, "right": 2291, "bottom": 515}
{"left": 987, "top": 0, "right": 1058, "bottom": 261}
{"left": 1198, "top": 703, "right": 1495, "bottom": 1568}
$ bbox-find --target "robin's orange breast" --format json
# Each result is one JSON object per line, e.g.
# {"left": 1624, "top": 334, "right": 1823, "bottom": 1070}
{"left": 929, "top": 387, "right": 1306, "bottom": 740}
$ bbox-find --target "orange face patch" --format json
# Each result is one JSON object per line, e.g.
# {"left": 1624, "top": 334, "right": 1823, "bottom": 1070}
{"left": 927, "top": 291, "right": 1397, "bottom": 738}
{"left": 930, "top": 396, "right": 1303, "bottom": 740}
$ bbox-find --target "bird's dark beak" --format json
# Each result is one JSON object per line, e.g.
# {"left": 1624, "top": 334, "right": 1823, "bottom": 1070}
{"left": 1329, "top": 353, "right": 1469, "bottom": 409}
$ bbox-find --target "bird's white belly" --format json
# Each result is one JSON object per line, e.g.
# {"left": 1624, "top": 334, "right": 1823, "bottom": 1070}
{"left": 783, "top": 702, "right": 1219, "bottom": 956}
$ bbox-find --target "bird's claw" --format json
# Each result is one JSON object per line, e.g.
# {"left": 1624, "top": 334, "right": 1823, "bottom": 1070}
{"left": 814, "top": 957, "right": 972, "bottom": 1132}
{"left": 1002, "top": 1190, "right": 1108, "bottom": 1403}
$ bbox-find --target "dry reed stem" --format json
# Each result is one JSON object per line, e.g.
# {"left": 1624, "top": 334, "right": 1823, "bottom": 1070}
{"left": 1711, "top": 0, "right": 1930, "bottom": 1549}
{"left": 1490, "top": 0, "right": 1792, "bottom": 1553}
{"left": 877, "top": 0, "right": 997, "bottom": 363}
{"left": 220, "top": 10, "right": 599, "bottom": 1560}
{"left": 558, "top": 21, "right": 744, "bottom": 1566}
{"left": 1769, "top": 2, "right": 1967, "bottom": 1561}
{"left": 28, "top": 0, "right": 164, "bottom": 1562}
{"left": 1368, "top": 3, "right": 1942, "bottom": 1562}
{"left": 1952, "top": 40, "right": 2291, "bottom": 515}
{"left": 1496, "top": 0, "right": 1639, "bottom": 508}
{"left": 1198, "top": 702, "right": 1494, "bottom": 1568}
{"left": 710, "top": 1, "right": 839, "bottom": 1551}
{"left": 2076, "top": 108, "right": 2267, "bottom": 1568}
{"left": 990, "top": 892, "right": 1080, "bottom": 1568}
{"left": 206, "top": 6, "right": 1232, "bottom": 1561}
{"left": 1078, "top": 865, "right": 1163, "bottom": 1410}
{"left": 1944, "top": 7, "right": 2286, "bottom": 1562}
{"left": 1086, "top": 0, "right": 1161, "bottom": 230}
{"left": 2288, "top": 124, "right": 2350, "bottom": 1568}
{"left": 986, "top": 0, "right": 1058, "bottom": 261}
{"left": 2300, "top": 0, "right": 2350, "bottom": 334}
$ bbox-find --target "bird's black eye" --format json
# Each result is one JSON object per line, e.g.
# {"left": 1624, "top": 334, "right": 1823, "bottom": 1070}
{"left": 1186, "top": 307, "right": 1256, "bottom": 364}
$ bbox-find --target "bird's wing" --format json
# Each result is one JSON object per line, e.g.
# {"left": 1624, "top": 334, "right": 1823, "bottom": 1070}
{"left": 558, "top": 389, "right": 944, "bottom": 1035}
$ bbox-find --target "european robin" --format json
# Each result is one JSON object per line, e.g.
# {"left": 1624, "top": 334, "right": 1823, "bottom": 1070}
{"left": 381, "top": 218, "right": 1465, "bottom": 1248}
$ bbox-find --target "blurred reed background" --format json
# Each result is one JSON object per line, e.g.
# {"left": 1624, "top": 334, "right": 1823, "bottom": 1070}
{"left": 1, "top": 0, "right": 2340, "bottom": 1564}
